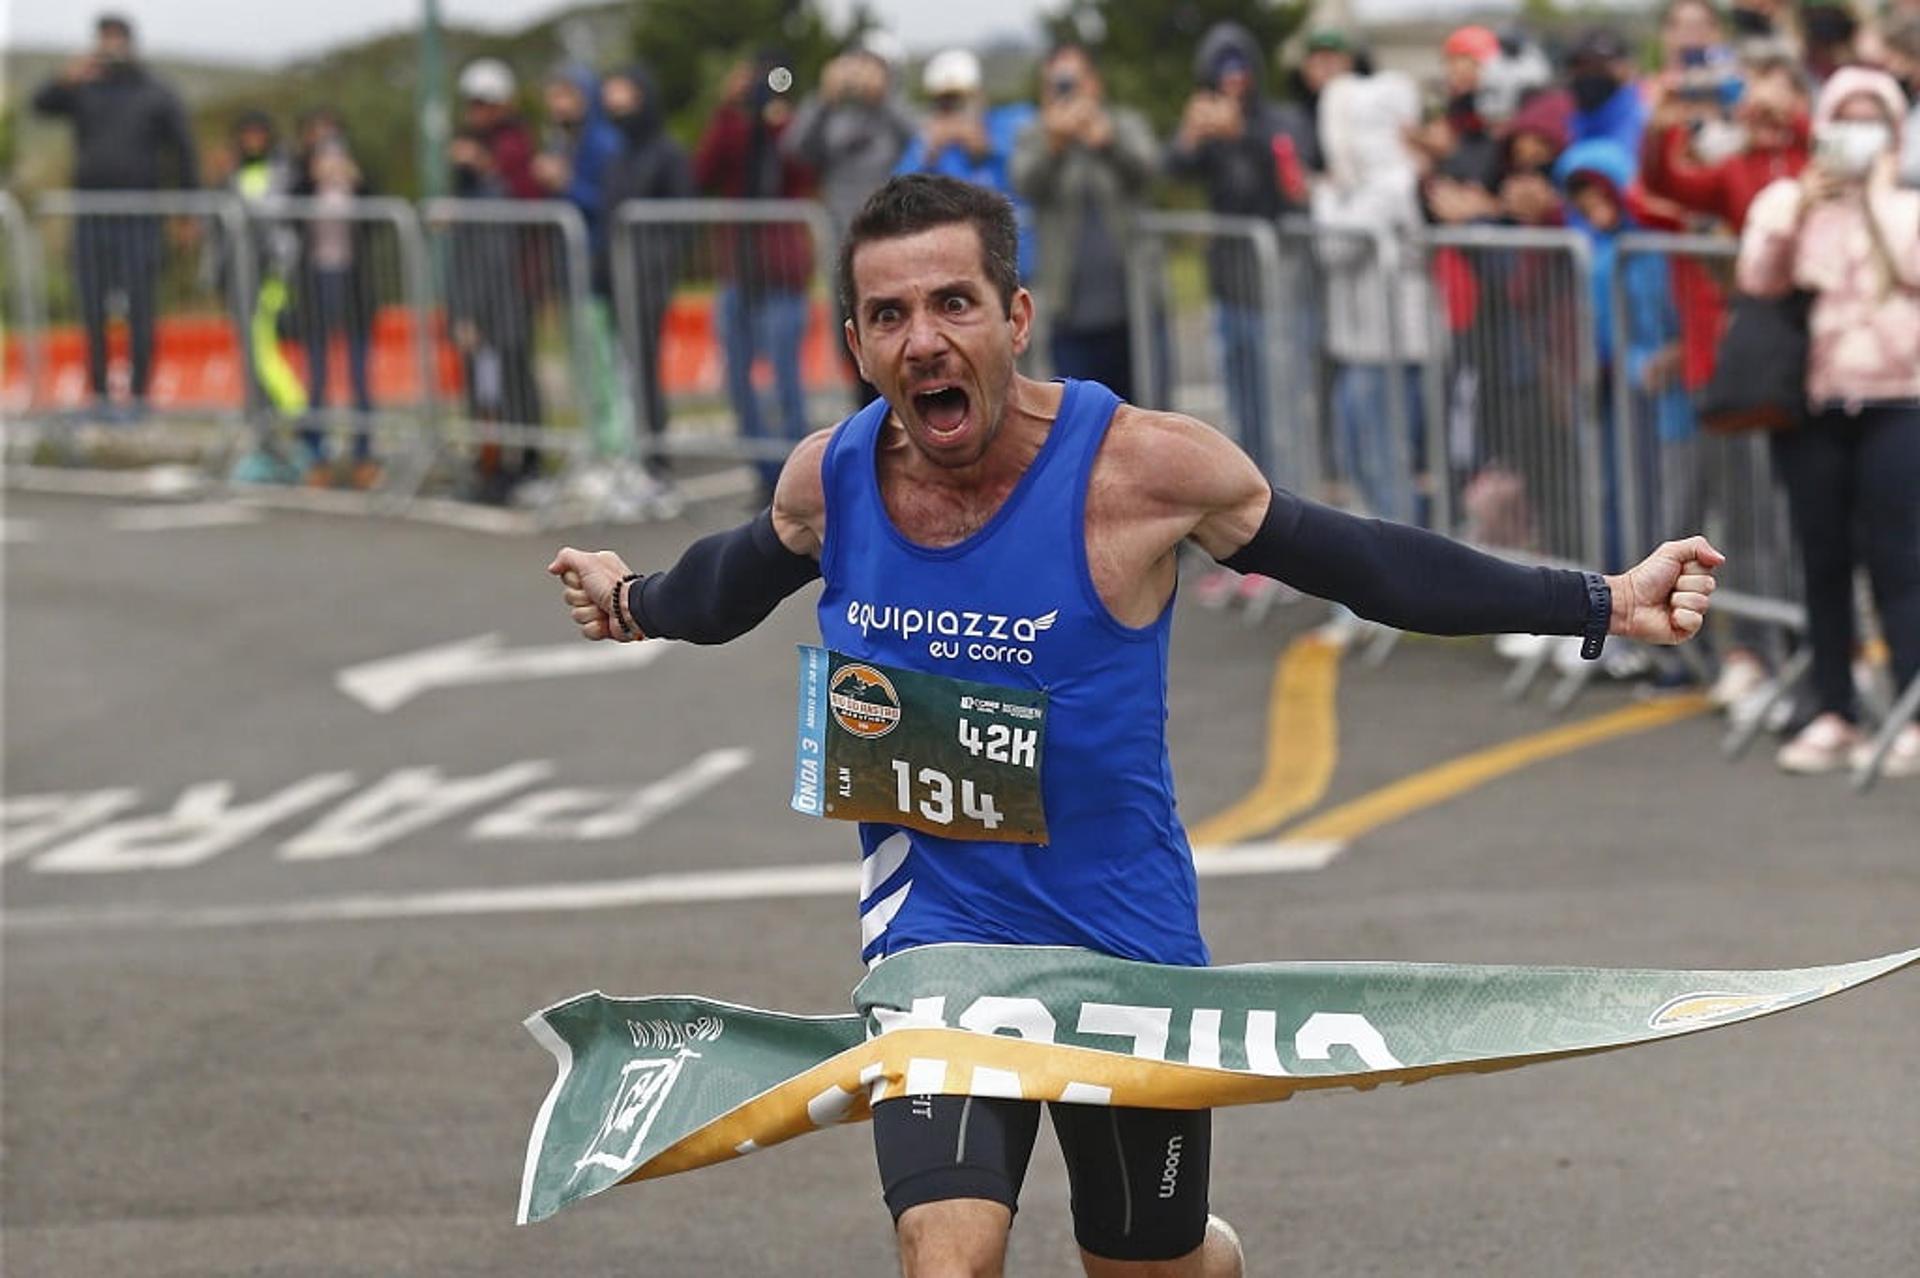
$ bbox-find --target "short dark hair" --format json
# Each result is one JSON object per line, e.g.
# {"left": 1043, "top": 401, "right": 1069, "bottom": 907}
{"left": 837, "top": 175, "right": 1020, "bottom": 326}
{"left": 97, "top": 13, "right": 133, "bottom": 39}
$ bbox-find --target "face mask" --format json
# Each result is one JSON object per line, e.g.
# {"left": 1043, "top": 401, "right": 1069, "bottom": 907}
{"left": 1816, "top": 121, "right": 1890, "bottom": 178}
{"left": 1692, "top": 119, "right": 1749, "bottom": 164}
{"left": 1729, "top": 9, "right": 1773, "bottom": 37}
{"left": 1571, "top": 73, "right": 1619, "bottom": 114}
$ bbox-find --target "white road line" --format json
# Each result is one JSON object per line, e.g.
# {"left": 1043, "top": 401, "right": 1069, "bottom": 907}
{"left": 0, "top": 517, "right": 42, "bottom": 544}
{"left": 336, "top": 634, "right": 670, "bottom": 713}
{"left": 0, "top": 839, "right": 1345, "bottom": 934}
{"left": 108, "top": 502, "right": 264, "bottom": 532}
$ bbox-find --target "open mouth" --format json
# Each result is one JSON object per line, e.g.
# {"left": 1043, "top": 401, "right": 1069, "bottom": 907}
{"left": 912, "top": 385, "right": 971, "bottom": 438}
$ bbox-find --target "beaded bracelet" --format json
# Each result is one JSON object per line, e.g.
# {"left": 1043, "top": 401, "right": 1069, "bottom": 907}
{"left": 611, "top": 572, "right": 643, "bottom": 639}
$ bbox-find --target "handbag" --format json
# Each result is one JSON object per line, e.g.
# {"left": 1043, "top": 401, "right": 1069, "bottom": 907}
{"left": 1695, "top": 289, "right": 1813, "bottom": 433}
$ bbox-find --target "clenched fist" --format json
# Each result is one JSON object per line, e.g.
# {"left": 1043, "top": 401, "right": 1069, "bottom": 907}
{"left": 547, "top": 547, "right": 638, "bottom": 641}
{"left": 1606, "top": 536, "right": 1725, "bottom": 645}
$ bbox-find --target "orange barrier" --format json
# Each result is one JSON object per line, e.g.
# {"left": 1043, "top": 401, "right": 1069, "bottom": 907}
{"left": 3, "top": 296, "right": 850, "bottom": 412}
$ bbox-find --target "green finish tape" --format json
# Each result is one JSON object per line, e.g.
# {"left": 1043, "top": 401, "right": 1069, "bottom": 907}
{"left": 517, "top": 942, "right": 1919, "bottom": 1224}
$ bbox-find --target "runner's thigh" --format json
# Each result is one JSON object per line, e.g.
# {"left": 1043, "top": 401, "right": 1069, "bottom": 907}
{"left": 873, "top": 1094, "right": 1044, "bottom": 1221}
{"left": 1049, "top": 1104, "right": 1212, "bottom": 1262}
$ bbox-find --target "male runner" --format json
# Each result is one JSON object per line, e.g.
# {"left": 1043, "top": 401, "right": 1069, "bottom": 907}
{"left": 548, "top": 175, "right": 1720, "bottom": 1278}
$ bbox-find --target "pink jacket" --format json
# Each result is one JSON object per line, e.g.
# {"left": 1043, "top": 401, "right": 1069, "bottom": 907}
{"left": 1736, "top": 68, "right": 1920, "bottom": 408}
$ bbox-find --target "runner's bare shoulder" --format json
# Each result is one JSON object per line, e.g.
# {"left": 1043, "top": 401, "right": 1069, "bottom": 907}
{"left": 1101, "top": 403, "right": 1267, "bottom": 518}
{"left": 772, "top": 425, "right": 838, "bottom": 558}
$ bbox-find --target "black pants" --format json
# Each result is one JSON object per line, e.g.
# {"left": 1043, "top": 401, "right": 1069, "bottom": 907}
{"left": 873, "top": 1095, "right": 1211, "bottom": 1262}
{"left": 631, "top": 288, "right": 672, "bottom": 473}
{"left": 74, "top": 215, "right": 161, "bottom": 400}
{"left": 1776, "top": 405, "right": 1920, "bottom": 720}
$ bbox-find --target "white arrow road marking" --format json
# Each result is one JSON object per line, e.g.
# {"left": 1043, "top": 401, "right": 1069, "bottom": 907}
{"left": 336, "top": 634, "right": 668, "bottom": 713}
{"left": 0, "top": 839, "right": 1346, "bottom": 933}
{"left": 108, "top": 502, "right": 264, "bottom": 532}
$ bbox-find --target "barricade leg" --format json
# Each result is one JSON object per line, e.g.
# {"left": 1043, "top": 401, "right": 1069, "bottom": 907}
{"left": 1853, "top": 672, "right": 1920, "bottom": 792}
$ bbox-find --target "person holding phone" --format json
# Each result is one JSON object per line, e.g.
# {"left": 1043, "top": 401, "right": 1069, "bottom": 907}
{"left": 31, "top": 13, "right": 199, "bottom": 422}
{"left": 1737, "top": 68, "right": 1920, "bottom": 776}
{"left": 1011, "top": 42, "right": 1158, "bottom": 400}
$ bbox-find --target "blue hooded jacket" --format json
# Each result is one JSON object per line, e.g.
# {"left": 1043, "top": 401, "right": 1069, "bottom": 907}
{"left": 1570, "top": 80, "right": 1648, "bottom": 162}
{"left": 549, "top": 64, "right": 627, "bottom": 250}
{"left": 1554, "top": 138, "right": 1693, "bottom": 444}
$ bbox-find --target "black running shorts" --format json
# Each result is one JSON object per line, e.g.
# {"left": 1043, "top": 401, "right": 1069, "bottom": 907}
{"left": 872, "top": 1095, "right": 1211, "bottom": 1262}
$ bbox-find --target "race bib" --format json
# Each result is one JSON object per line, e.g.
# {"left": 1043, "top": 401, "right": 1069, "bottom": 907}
{"left": 790, "top": 646, "right": 1048, "bottom": 843}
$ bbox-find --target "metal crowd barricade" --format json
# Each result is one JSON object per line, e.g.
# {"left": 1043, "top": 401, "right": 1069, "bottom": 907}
{"left": 240, "top": 196, "right": 434, "bottom": 495}
{"left": 420, "top": 198, "right": 593, "bottom": 514}
{"left": 27, "top": 189, "right": 255, "bottom": 465}
{"left": 1610, "top": 232, "right": 1804, "bottom": 636}
{"left": 1124, "top": 211, "right": 1317, "bottom": 497}
{"left": 1414, "top": 224, "right": 1602, "bottom": 570}
{"left": 1412, "top": 225, "right": 1602, "bottom": 702}
{"left": 2, "top": 191, "right": 47, "bottom": 434}
{"left": 609, "top": 198, "right": 842, "bottom": 496}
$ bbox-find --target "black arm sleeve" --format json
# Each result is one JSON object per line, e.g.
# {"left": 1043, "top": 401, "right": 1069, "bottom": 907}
{"left": 628, "top": 508, "right": 822, "bottom": 644}
{"left": 1220, "top": 488, "right": 1594, "bottom": 637}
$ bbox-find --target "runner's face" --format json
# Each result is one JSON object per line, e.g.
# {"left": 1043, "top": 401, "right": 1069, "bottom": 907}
{"left": 847, "top": 223, "right": 1031, "bottom": 470}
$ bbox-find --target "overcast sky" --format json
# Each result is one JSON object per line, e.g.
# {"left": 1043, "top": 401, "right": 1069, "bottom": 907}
{"left": 7, "top": 0, "right": 1052, "bottom": 64}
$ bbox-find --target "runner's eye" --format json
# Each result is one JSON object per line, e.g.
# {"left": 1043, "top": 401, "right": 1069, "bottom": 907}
{"left": 942, "top": 295, "right": 970, "bottom": 315}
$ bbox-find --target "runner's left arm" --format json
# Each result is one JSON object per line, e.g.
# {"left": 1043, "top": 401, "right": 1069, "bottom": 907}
{"left": 1165, "top": 412, "right": 1719, "bottom": 648}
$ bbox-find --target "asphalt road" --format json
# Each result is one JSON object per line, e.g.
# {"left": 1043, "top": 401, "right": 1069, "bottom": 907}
{"left": 4, "top": 487, "right": 1916, "bottom": 1277}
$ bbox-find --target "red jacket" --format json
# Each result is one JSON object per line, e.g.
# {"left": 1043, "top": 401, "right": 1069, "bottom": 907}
{"left": 694, "top": 105, "right": 816, "bottom": 291}
{"left": 1624, "top": 184, "right": 1723, "bottom": 392}
{"left": 1639, "top": 122, "right": 1808, "bottom": 233}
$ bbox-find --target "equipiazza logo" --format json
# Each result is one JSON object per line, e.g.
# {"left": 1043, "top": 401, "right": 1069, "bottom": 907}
{"left": 844, "top": 600, "right": 1059, "bottom": 665}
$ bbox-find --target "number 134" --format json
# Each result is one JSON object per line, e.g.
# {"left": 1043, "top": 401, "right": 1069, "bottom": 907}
{"left": 890, "top": 761, "right": 1004, "bottom": 830}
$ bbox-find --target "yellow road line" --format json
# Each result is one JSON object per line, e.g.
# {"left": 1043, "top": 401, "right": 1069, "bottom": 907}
{"left": 1282, "top": 694, "right": 1710, "bottom": 845}
{"left": 1186, "top": 636, "right": 1341, "bottom": 847}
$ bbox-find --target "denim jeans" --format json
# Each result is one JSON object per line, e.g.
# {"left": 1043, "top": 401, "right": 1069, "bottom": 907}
{"left": 1214, "top": 304, "right": 1270, "bottom": 479}
{"left": 75, "top": 215, "right": 161, "bottom": 401}
{"left": 300, "top": 269, "right": 374, "bottom": 461}
{"left": 1333, "top": 362, "right": 1425, "bottom": 523}
{"left": 719, "top": 287, "right": 809, "bottom": 489}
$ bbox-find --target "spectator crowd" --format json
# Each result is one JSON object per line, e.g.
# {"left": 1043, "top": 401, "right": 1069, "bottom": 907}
{"left": 31, "top": 5, "right": 1920, "bottom": 776}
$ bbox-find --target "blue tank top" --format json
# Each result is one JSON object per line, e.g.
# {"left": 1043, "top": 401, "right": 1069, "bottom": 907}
{"left": 817, "top": 379, "right": 1208, "bottom": 968}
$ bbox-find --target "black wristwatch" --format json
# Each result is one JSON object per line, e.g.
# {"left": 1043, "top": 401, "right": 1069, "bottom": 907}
{"left": 1579, "top": 571, "right": 1613, "bottom": 661}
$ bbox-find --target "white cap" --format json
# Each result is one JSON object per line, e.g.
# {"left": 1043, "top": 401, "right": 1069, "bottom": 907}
{"left": 459, "top": 58, "right": 517, "bottom": 105}
{"left": 857, "top": 29, "right": 905, "bottom": 68}
{"left": 922, "top": 48, "right": 982, "bottom": 96}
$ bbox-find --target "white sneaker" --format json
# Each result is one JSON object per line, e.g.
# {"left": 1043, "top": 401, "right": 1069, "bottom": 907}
{"left": 1849, "top": 725, "right": 1920, "bottom": 779}
{"left": 1708, "top": 652, "right": 1769, "bottom": 709}
{"left": 1776, "top": 714, "right": 1863, "bottom": 775}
